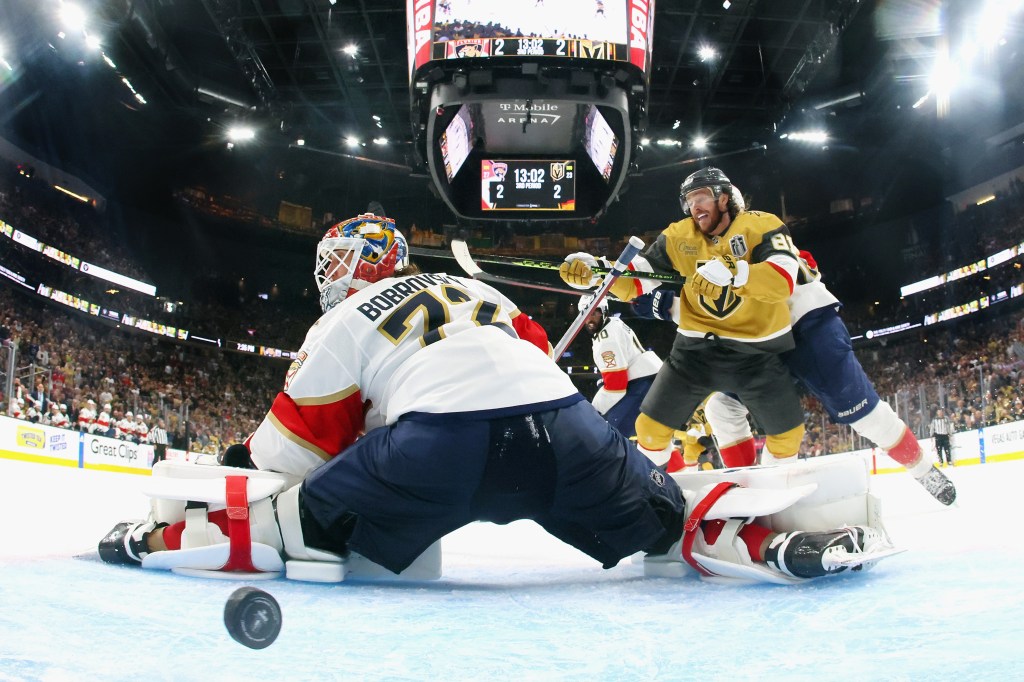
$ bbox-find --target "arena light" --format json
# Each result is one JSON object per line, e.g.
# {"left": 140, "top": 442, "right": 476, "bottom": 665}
{"left": 372, "top": 137, "right": 389, "bottom": 145}
{"left": 226, "top": 126, "right": 256, "bottom": 142}
{"left": 977, "top": 195, "right": 996, "bottom": 205}
{"left": 345, "top": 136, "right": 360, "bottom": 147}
{"left": 343, "top": 44, "right": 358, "bottom": 57}
{"left": 84, "top": 34, "right": 101, "bottom": 51}
{"left": 787, "top": 130, "right": 828, "bottom": 143}
{"left": 58, "top": 3, "right": 87, "bottom": 32}
{"left": 53, "top": 184, "right": 90, "bottom": 203}
{"left": 692, "top": 136, "right": 708, "bottom": 150}
{"left": 698, "top": 45, "right": 717, "bottom": 62}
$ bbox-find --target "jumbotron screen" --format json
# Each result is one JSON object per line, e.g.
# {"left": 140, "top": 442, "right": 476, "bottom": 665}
{"left": 481, "top": 159, "right": 576, "bottom": 211}
{"left": 408, "top": 0, "right": 655, "bottom": 78}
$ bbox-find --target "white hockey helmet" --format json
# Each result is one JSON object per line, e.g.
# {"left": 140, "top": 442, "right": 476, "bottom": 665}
{"left": 578, "top": 293, "right": 609, "bottom": 314}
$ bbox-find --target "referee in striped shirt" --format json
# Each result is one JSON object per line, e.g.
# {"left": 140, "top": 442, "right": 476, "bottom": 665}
{"left": 149, "top": 418, "right": 169, "bottom": 465}
{"left": 930, "top": 408, "right": 953, "bottom": 466}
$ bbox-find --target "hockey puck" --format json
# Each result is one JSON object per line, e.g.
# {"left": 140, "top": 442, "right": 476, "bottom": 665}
{"left": 224, "top": 587, "right": 282, "bottom": 649}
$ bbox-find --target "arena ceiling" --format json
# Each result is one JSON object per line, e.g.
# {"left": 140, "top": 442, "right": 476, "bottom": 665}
{"left": 102, "top": 0, "right": 871, "bottom": 150}
{"left": 2, "top": 1, "right": 1023, "bottom": 225}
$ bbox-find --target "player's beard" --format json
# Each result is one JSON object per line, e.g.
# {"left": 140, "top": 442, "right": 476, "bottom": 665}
{"left": 694, "top": 206, "right": 722, "bottom": 236}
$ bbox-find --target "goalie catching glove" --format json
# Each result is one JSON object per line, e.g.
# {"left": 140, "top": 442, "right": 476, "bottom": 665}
{"left": 690, "top": 254, "right": 749, "bottom": 299}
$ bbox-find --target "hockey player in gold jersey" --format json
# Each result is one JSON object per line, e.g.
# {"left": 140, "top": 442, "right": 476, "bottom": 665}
{"left": 560, "top": 167, "right": 805, "bottom": 469}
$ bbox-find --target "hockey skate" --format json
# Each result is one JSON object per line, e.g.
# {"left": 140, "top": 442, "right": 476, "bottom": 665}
{"left": 915, "top": 464, "right": 956, "bottom": 506}
{"left": 764, "top": 526, "right": 903, "bottom": 579}
{"left": 98, "top": 520, "right": 167, "bottom": 566}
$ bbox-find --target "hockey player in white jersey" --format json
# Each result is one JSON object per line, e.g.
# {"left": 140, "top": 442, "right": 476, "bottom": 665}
{"left": 579, "top": 294, "right": 662, "bottom": 441}
{"left": 98, "top": 212, "right": 898, "bottom": 583}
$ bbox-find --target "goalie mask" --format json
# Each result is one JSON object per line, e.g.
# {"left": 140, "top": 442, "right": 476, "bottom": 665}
{"left": 315, "top": 213, "right": 409, "bottom": 312}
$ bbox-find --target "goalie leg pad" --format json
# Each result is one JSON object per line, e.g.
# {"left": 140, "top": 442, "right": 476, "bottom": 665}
{"left": 148, "top": 460, "right": 300, "bottom": 525}
{"left": 141, "top": 475, "right": 284, "bottom": 578}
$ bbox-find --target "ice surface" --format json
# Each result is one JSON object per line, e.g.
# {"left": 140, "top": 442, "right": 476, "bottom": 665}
{"left": 1, "top": 458, "right": 1022, "bottom": 681}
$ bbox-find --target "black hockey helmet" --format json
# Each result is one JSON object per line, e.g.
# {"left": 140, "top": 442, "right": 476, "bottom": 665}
{"left": 679, "top": 167, "right": 732, "bottom": 216}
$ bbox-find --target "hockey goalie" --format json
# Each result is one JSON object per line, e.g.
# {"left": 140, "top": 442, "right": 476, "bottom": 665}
{"left": 98, "top": 212, "right": 900, "bottom": 584}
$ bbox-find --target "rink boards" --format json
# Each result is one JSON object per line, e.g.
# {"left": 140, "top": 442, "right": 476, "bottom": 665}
{"left": 0, "top": 416, "right": 196, "bottom": 473}
{"left": 0, "top": 414, "right": 1022, "bottom": 475}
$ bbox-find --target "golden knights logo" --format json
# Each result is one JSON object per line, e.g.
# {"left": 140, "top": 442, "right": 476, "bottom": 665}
{"left": 729, "top": 235, "right": 748, "bottom": 258}
{"left": 695, "top": 259, "right": 741, "bottom": 318}
{"left": 550, "top": 162, "right": 566, "bottom": 181}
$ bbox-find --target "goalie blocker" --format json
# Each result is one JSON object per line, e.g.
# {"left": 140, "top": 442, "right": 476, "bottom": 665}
{"left": 99, "top": 455, "right": 898, "bottom": 584}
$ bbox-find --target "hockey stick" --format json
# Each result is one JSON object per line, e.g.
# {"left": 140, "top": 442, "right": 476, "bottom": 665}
{"left": 552, "top": 236, "right": 645, "bottom": 359}
{"left": 448, "top": 241, "right": 579, "bottom": 295}
{"left": 447, "top": 241, "right": 688, "bottom": 286}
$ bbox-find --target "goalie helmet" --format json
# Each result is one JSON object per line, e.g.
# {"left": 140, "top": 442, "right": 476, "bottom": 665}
{"left": 315, "top": 213, "right": 409, "bottom": 313}
{"left": 679, "top": 167, "right": 743, "bottom": 217}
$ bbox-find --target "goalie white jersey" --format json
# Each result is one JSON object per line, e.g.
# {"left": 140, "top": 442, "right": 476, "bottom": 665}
{"left": 249, "top": 272, "right": 576, "bottom": 477}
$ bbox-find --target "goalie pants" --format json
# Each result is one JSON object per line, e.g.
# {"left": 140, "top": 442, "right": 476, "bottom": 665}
{"left": 299, "top": 397, "right": 685, "bottom": 573}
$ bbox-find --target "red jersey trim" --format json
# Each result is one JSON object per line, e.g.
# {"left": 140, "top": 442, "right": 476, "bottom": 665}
{"left": 768, "top": 261, "right": 795, "bottom": 294}
{"left": 267, "top": 387, "right": 364, "bottom": 462}
{"left": 601, "top": 368, "right": 629, "bottom": 391}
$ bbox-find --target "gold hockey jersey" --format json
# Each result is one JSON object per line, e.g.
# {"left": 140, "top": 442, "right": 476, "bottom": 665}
{"left": 622, "top": 211, "right": 799, "bottom": 353}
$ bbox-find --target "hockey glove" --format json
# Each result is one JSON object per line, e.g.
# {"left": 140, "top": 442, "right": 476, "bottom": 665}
{"left": 690, "top": 255, "right": 749, "bottom": 299}
{"left": 559, "top": 252, "right": 602, "bottom": 290}
{"left": 631, "top": 289, "right": 677, "bottom": 321}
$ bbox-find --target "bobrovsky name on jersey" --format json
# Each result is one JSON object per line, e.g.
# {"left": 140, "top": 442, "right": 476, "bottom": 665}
{"left": 355, "top": 273, "right": 462, "bottom": 322}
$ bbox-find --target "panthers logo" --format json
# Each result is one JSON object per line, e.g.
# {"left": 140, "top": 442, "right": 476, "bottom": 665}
{"left": 284, "top": 350, "right": 307, "bottom": 391}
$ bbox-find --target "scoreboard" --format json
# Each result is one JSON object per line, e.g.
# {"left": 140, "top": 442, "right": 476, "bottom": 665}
{"left": 435, "top": 38, "right": 626, "bottom": 62}
{"left": 481, "top": 159, "right": 576, "bottom": 211}
{"left": 408, "top": 0, "right": 656, "bottom": 80}
{"left": 408, "top": 0, "right": 656, "bottom": 221}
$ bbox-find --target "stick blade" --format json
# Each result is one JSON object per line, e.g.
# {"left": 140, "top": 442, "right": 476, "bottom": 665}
{"left": 451, "top": 239, "right": 483, "bottom": 276}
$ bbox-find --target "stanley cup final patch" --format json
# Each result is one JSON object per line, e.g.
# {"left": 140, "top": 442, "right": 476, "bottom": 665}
{"left": 729, "top": 235, "right": 748, "bottom": 258}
